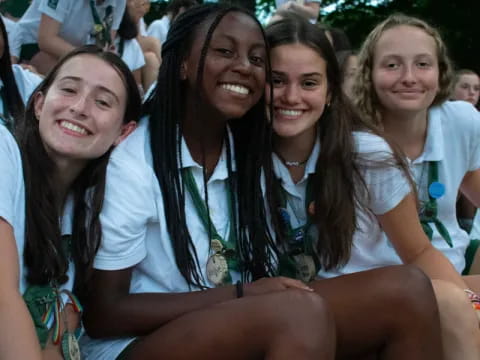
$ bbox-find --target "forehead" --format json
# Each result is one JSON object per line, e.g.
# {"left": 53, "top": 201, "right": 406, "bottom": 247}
{"left": 458, "top": 74, "right": 480, "bottom": 84}
{"left": 200, "top": 11, "right": 264, "bottom": 47}
{"left": 55, "top": 55, "right": 126, "bottom": 92}
{"left": 271, "top": 43, "right": 327, "bottom": 74}
{"left": 374, "top": 25, "right": 437, "bottom": 58}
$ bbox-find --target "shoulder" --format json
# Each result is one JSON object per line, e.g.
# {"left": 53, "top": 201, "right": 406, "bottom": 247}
{"left": 0, "top": 125, "right": 20, "bottom": 159}
{"left": 353, "top": 131, "right": 392, "bottom": 156}
{"left": 11, "top": 65, "right": 43, "bottom": 101}
{"left": 433, "top": 101, "right": 480, "bottom": 129}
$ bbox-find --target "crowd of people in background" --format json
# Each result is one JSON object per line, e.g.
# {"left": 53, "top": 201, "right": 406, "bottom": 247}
{"left": 0, "top": 0, "right": 479, "bottom": 359}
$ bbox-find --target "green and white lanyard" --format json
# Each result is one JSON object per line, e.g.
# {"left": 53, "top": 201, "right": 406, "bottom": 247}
{"left": 277, "top": 177, "right": 318, "bottom": 282}
{"left": 89, "top": 0, "right": 113, "bottom": 48}
{"left": 182, "top": 168, "right": 239, "bottom": 286}
{"left": 22, "top": 235, "right": 82, "bottom": 360}
{"left": 418, "top": 160, "right": 453, "bottom": 247}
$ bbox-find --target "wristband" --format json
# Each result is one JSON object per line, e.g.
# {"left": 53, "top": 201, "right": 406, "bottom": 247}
{"left": 236, "top": 280, "right": 244, "bottom": 298}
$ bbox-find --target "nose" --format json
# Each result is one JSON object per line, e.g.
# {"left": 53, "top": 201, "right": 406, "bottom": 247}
{"left": 282, "top": 83, "right": 301, "bottom": 105}
{"left": 401, "top": 65, "right": 417, "bottom": 86}
{"left": 231, "top": 54, "right": 252, "bottom": 76}
{"left": 69, "top": 94, "right": 89, "bottom": 119}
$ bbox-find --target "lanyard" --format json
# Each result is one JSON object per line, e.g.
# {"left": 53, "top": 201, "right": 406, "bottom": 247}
{"left": 89, "top": 0, "right": 112, "bottom": 48}
{"left": 277, "top": 176, "right": 319, "bottom": 280}
{"left": 182, "top": 168, "right": 239, "bottom": 282}
{"left": 418, "top": 161, "right": 453, "bottom": 247}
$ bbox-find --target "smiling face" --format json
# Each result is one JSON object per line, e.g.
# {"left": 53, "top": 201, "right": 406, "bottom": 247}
{"left": 35, "top": 54, "right": 130, "bottom": 166}
{"left": 268, "top": 43, "right": 329, "bottom": 142}
{"left": 182, "top": 11, "right": 267, "bottom": 120}
{"left": 372, "top": 25, "right": 440, "bottom": 118}
{"left": 452, "top": 73, "right": 480, "bottom": 105}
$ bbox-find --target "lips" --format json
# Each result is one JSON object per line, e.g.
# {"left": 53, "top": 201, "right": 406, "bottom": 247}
{"left": 58, "top": 120, "right": 91, "bottom": 136}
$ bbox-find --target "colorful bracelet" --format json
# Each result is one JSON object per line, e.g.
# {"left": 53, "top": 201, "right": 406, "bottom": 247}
{"left": 464, "top": 289, "right": 480, "bottom": 311}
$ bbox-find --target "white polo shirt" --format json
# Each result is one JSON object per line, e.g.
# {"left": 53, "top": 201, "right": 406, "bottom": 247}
{"left": 321, "top": 101, "right": 480, "bottom": 277}
{"left": 115, "top": 37, "right": 145, "bottom": 72}
{"left": 272, "top": 131, "right": 411, "bottom": 278}
{"left": 0, "top": 65, "right": 43, "bottom": 126}
{"left": 0, "top": 125, "right": 75, "bottom": 295}
{"left": 81, "top": 118, "right": 240, "bottom": 359}
{"left": 9, "top": 0, "right": 126, "bottom": 58}
{"left": 147, "top": 15, "right": 169, "bottom": 45}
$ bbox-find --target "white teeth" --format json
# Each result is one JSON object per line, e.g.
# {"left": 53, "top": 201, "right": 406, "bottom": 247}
{"left": 60, "top": 121, "right": 88, "bottom": 135}
{"left": 278, "top": 109, "right": 302, "bottom": 116}
{"left": 222, "top": 84, "right": 249, "bottom": 95}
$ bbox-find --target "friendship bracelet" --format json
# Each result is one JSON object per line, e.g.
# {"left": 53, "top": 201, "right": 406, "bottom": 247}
{"left": 236, "top": 280, "right": 244, "bottom": 298}
{"left": 464, "top": 289, "right": 480, "bottom": 311}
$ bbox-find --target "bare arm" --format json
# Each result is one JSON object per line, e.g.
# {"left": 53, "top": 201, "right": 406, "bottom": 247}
{"left": 0, "top": 218, "right": 42, "bottom": 360}
{"left": 377, "top": 193, "right": 468, "bottom": 289}
{"left": 83, "top": 267, "right": 311, "bottom": 338}
{"left": 460, "top": 169, "right": 480, "bottom": 208}
{"left": 37, "top": 14, "right": 75, "bottom": 59}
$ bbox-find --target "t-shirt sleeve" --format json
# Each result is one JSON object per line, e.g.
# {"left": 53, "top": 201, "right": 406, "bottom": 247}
{"left": 128, "top": 39, "right": 146, "bottom": 71}
{"left": 111, "top": 0, "right": 126, "bottom": 30}
{"left": 0, "top": 127, "right": 22, "bottom": 227}
{"left": 12, "top": 65, "right": 43, "bottom": 105}
{"left": 93, "top": 149, "right": 155, "bottom": 270}
{"left": 38, "top": 0, "right": 72, "bottom": 23}
{"left": 465, "top": 105, "right": 480, "bottom": 171}
{"left": 355, "top": 132, "right": 412, "bottom": 215}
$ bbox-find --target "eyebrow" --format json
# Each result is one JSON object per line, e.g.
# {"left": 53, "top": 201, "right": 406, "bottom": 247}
{"left": 272, "top": 71, "right": 324, "bottom": 77}
{"left": 216, "top": 34, "right": 266, "bottom": 51}
{"left": 59, "top": 76, "right": 121, "bottom": 103}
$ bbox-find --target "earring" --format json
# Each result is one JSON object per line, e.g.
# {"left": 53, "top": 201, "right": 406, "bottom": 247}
{"left": 180, "top": 64, "right": 187, "bottom": 80}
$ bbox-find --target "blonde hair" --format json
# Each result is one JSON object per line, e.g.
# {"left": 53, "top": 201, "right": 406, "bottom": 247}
{"left": 353, "top": 14, "right": 454, "bottom": 127}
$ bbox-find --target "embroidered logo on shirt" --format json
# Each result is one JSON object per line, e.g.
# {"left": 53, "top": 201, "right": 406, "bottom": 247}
{"left": 48, "top": 0, "right": 59, "bottom": 9}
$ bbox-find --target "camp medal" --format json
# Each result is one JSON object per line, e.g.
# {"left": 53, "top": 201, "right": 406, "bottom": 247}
{"left": 294, "top": 253, "right": 316, "bottom": 282}
{"left": 211, "top": 238, "right": 224, "bottom": 253}
{"left": 206, "top": 253, "right": 229, "bottom": 286}
{"left": 61, "top": 331, "right": 81, "bottom": 360}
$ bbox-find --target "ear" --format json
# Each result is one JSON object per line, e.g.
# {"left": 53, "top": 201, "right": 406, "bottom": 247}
{"left": 326, "top": 91, "right": 332, "bottom": 108}
{"left": 113, "top": 121, "right": 137, "bottom": 146}
{"left": 33, "top": 91, "right": 45, "bottom": 120}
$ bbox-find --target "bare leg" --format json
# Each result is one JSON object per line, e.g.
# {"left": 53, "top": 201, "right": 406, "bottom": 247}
{"left": 310, "top": 265, "right": 443, "bottom": 360}
{"left": 125, "top": 289, "right": 336, "bottom": 360}
{"left": 432, "top": 279, "right": 480, "bottom": 360}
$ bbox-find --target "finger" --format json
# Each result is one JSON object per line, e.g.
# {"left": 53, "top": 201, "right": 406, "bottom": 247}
{"left": 278, "top": 277, "right": 314, "bottom": 291}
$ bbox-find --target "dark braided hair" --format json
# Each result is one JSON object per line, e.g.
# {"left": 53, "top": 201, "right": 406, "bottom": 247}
{"left": 144, "top": 3, "right": 279, "bottom": 288}
{"left": 18, "top": 45, "right": 141, "bottom": 294}
{"left": 0, "top": 16, "right": 26, "bottom": 131}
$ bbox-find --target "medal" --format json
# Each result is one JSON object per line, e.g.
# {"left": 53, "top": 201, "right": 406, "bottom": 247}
{"left": 211, "top": 238, "right": 223, "bottom": 253}
{"left": 206, "top": 254, "right": 229, "bottom": 286}
{"left": 61, "top": 332, "right": 80, "bottom": 360}
{"left": 293, "top": 254, "right": 316, "bottom": 282}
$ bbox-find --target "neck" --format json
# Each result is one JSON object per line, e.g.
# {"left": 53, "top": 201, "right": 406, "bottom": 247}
{"left": 183, "top": 105, "right": 227, "bottom": 179}
{"left": 52, "top": 158, "right": 86, "bottom": 211}
{"left": 381, "top": 109, "right": 429, "bottom": 160}
{"left": 274, "top": 128, "right": 316, "bottom": 183}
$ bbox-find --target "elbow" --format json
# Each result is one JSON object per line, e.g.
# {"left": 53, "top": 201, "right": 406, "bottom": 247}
{"left": 82, "top": 303, "right": 117, "bottom": 339}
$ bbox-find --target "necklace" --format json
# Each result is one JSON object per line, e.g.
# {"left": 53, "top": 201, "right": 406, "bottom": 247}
{"left": 276, "top": 152, "right": 308, "bottom": 167}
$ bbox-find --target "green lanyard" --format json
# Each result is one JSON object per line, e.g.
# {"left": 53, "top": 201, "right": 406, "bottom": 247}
{"left": 419, "top": 161, "right": 453, "bottom": 247}
{"left": 277, "top": 177, "right": 319, "bottom": 280}
{"left": 89, "top": 0, "right": 112, "bottom": 48}
{"left": 22, "top": 236, "right": 83, "bottom": 350}
{"left": 182, "top": 168, "right": 239, "bottom": 283}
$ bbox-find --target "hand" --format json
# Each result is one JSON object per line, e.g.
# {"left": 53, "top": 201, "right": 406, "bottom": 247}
{"left": 244, "top": 276, "right": 314, "bottom": 297}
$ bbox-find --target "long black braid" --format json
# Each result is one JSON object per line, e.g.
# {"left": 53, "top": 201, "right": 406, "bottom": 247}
{"left": 144, "top": 3, "right": 279, "bottom": 288}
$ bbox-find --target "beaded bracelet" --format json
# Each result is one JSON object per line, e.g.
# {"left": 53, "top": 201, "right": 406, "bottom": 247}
{"left": 464, "top": 289, "right": 480, "bottom": 311}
